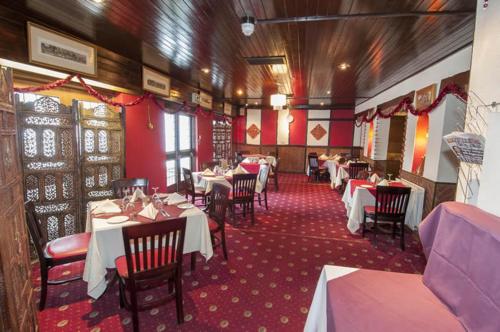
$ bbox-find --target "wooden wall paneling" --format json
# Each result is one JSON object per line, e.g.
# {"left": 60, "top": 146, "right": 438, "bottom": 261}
{"left": 0, "top": 67, "right": 38, "bottom": 331}
{"left": 278, "top": 146, "right": 306, "bottom": 173}
{"left": 260, "top": 145, "right": 277, "bottom": 156}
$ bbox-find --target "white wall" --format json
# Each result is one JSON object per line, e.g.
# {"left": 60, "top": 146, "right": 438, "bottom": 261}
{"left": 463, "top": 0, "right": 500, "bottom": 214}
{"left": 354, "top": 46, "right": 472, "bottom": 172}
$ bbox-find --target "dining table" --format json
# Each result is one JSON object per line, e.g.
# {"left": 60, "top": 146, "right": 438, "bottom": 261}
{"left": 241, "top": 154, "right": 277, "bottom": 167}
{"left": 193, "top": 163, "right": 266, "bottom": 194}
{"left": 82, "top": 195, "right": 213, "bottom": 299}
{"left": 341, "top": 179, "right": 425, "bottom": 233}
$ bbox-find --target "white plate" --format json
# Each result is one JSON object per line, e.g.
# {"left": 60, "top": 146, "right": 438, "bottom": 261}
{"left": 361, "top": 184, "right": 373, "bottom": 188}
{"left": 177, "top": 203, "right": 195, "bottom": 209}
{"left": 106, "top": 216, "right": 129, "bottom": 224}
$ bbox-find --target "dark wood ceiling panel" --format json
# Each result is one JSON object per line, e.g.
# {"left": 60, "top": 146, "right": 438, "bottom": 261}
{"left": 0, "top": 0, "right": 475, "bottom": 107}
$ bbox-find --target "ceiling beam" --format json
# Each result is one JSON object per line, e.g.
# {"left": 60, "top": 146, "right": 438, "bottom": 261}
{"left": 257, "top": 10, "right": 475, "bottom": 24}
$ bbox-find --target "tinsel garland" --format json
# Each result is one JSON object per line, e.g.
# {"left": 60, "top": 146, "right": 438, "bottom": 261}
{"left": 355, "top": 83, "right": 468, "bottom": 127}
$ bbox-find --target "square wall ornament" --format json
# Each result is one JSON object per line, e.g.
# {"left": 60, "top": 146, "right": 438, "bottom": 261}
{"left": 310, "top": 123, "right": 327, "bottom": 141}
{"left": 247, "top": 123, "right": 261, "bottom": 139}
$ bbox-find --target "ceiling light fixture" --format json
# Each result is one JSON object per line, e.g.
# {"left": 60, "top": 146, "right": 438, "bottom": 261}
{"left": 270, "top": 93, "right": 286, "bottom": 111}
{"left": 338, "top": 62, "right": 351, "bottom": 71}
{"left": 327, "top": 90, "right": 331, "bottom": 95}
{"left": 237, "top": 89, "right": 244, "bottom": 96}
{"left": 320, "top": 102, "right": 325, "bottom": 106}
{"left": 201, "top": 68, "right": 210, "bottom": 74}
{"left": 241, "top": 16, "right": 256, "bottom": 37}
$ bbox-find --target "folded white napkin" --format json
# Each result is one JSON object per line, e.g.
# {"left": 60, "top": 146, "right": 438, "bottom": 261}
{"left": 130, "top": 188, "right": 146, "bottom": 202}
{"left": 258, "top": 159, "right": 267, "bottom": 165}
{"left": 233, "top": 165, "right": 249, "bottom": 175}
{"left": 224, "top": 169, "right": 233, "bottom": 177}
{"left": 138, "top": 203, "right": 158, "bottom": 220}
{"left": 370, "top": 173, "right": 381, "bottom": 183}
{"left": 202, "top": 168, "right": 215, "bottom": 176}
{"left": 378, "top": 179, "right": 389, "bottom": 186}
{"left": 347, "top": 160, "right": 352, "bottom": 165}
{"left": 319, "top": 153, "right": 329, "bottom": 161}
{"left": 164, "top": 192, "right": 187, "bottom": 205}
{"left": 92, "top": 199, "right": 121, "bottom": 214}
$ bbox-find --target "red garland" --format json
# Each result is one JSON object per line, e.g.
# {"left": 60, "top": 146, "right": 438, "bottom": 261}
{"left": 13, "top": 74, "right": 76, "bottom": 93}
{"left": 355, "top": 83, "right": 467, "bottom": 127}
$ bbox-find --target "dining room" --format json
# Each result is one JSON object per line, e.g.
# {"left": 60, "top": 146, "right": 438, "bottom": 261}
{"left": 0, "top": 1, "right": 499, "bottom": 332}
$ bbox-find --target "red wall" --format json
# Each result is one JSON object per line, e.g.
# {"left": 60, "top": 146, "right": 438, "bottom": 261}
{"left": 116, "top": 94, "right": 167, "bottom": 192}
{"left": 232, "top": 115, "right": 246, "bottom": 144}
{"left": 116, "top": 93, "right": 215, "bottom": 191}
{"left": 195, "top": 113, "right": 214, "bottom": 170}
{"left": 330, "top": 109, "right": 354, "bottom": 147}
{"left": 260, "top": 109, "right": 277, "bottom": 145}
{"left": 289, "top": 109, "right": 307, "bottom": 145}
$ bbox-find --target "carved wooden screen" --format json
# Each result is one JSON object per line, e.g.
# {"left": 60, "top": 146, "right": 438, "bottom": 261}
{"left": 77, "top": 101, "right": 124, "bottom": 217}
{"left": 0, "top": 67, "right": 38, "bottom": 331}
{"left": 213, "top": 120, "right": 232, "bottom": 162}
{"left": 16, "top": 95, "right": 81, "bottom": 239}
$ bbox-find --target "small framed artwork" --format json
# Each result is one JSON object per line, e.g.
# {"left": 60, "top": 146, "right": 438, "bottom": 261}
{"left": 142, "top": 66, "right": 171, "bottom": 98}
{"left": 416, "top": 84, "right": 437, "bottom": 109}
{"left": 28, "top": 22, "right": 97, "bottom": 76}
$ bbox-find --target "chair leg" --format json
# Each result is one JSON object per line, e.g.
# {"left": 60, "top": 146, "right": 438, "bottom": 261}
{"left": 274, "top": 176, "right": 278, "bottom": 191}
{"left": 118, "top": 279, "right": 125, "bottom": 308}
{"left": 392, "top": 222, "right": 397, "bottom": 239}
{"left": 362, "top": 212, "right": 366, "bottom": 238}
{"left": 168, "top": 277, "right": 174, "bottom": 294}
{"left": 190, "top": 252, "right": 196, "bottom": 271}
{"left": 373, "top": 217, "right": 378, "bottom": 245}
{"left": 175, "top": 271, "right": 184, "bottom": 324}
{"left": 39, "top": 264, "right": 48, "bottom": 311}
{"left": 258, "top": 194, "right": 262, "bottom": 206}
{"left": 251, "top": 201, "right": 255, "bottom": 225}
{"left": 130, "top": 287, "right": 139, "bottom": 332}
{"left": 264, "top": 190, "right": 268, "bottom": 210}
{"left": 400, "top": 223, "right": 405, "bottom": 251}
{"left": 221, "top": 229, "right": 228, "bottom": 260}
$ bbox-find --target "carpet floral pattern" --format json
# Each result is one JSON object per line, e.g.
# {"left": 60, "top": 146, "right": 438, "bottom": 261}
{"left": 33, "top": 174, "right": 426, "bottom": 331}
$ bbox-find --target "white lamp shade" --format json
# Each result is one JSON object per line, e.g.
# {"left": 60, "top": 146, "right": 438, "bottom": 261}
{"left": 270, "top": 93, "right": 286, "bottom": 107}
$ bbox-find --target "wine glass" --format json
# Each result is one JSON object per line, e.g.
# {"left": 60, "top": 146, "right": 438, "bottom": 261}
{"left": 152, "top": 186, "right": 160, "bottom": 202}
{"left": 121, "top": 188, "right": 130, "bottom": 211}
{"left": 387, "top": 173, "right": 393, "bottom": 182}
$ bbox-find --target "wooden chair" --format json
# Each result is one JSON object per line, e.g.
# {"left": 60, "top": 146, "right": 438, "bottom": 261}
{"left": 268, "top": 157, "right": 280, "bottom": 191}
{"left": 112, "top": 178, "right": 149, "bottom": 198}
{"left": 308, "top": 154, "right": 327, "bottom": 182}
{"left": 256, "top": 164, "right": 270, "bottom": 210}
{"left": 348, "top": 163, "right": 369, "bottom": 180}
{"left": 230, "top": 173, "right": 258, "bottom": 224}
{"left": 25, "top": 201, "right": 90, "bottom": 310}
{"left": 182, "top": 168, "right": 206, "bottom": 205}
{"left": 115, "top": 218, "right": 187, "bottom": 331}
{"left": 362, "top": 186, "right": 412, "bottom": 250}
{"left": 192, "top": 183, "right": 231, "bottom": 270}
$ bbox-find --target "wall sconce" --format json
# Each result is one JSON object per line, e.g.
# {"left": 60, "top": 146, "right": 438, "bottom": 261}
{"left": 287, "top": 113, "right": 294, "bottom": 123}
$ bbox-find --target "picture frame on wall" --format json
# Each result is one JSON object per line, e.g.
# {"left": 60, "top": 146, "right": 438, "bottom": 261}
{"left": 142, "top": 66, "right": 171, "bottom": 98}
{"left": 416, "top": 84, "right": 437, "bottom": 109}
{"left": 27, "top": 22, "right": 97, "bottom": 76}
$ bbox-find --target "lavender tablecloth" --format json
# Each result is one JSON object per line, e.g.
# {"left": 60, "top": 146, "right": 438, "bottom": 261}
{"left": 419, "top": 202, "right": 500, "bottom": 332}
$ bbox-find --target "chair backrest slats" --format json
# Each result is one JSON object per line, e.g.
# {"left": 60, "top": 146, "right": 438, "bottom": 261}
{"left": 122, "top": 218, "right": 186, "bottom": 282}
{"left": 375, "top": 186, "right": 411, "bottom": 219}
{"left": 209, "top": 183, "right": 231, "bottom": 227}
{"left": 308, "top": 155, "right": 319, "bottom": 169}
{"left": 348, "top": 163, "right": 369, "bottom": 179}
{"left": 112, "top": 178, "right": 149, "bottom": 198}
{"left": 24, "top": 201, "right": 47, "bottom": 262}
{"left": 232, "top": 173, "right": 257, "bottom": 202}
{"left": 258, "top": 165, "right": 270, "bottom": 192}
{"left": 182, "top": 168, "right": 195, "bottom": 195}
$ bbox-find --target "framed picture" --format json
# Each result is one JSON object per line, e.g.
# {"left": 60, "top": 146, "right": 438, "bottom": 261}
{"left": 142, "top": 66, "right": 171, "bottom": 98}
{"left": 28, "top": 22, "right": 97, "bottom": 76}
{"left": 224, "top": 102, "right": 232, "bottom": 116}
{"left": 416, "top": 84, "right": 437, "bottom": 109}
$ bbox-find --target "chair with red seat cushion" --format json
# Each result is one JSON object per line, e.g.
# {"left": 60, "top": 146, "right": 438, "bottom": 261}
{"left": 182, "top": 168, "right": 207, "bottom": 205}
{"left": 308, "top": 154, "right": 328, "bottom": 182}
{"left": 116, "top": 218, "right": 187, "bottom": 332}
{"left": 229, "top": 173, "right": 258, "bottom": 224}
{"left": 362, "top": 186, "right": 412, "bottom": 250}
{"left": 24, "top": 201, "right": 90, "bottom": 310}
{"left": 268, "top": 157, "right": 280, "bottom": 191}
{"left": 191, "top": 182, "right": 231, "bottom": 270}
{"left": 256, "top": 165, "right": 270, "bottom": 210}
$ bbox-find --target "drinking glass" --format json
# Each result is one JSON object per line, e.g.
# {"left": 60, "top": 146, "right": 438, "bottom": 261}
{"left": 387, "top": 173, "right": 393, "bottom": 181}
{"left": 121, "top": 188, "right": 130, "bottom": 211}
{"left": 152, "top": 186, "right": 160, "bottom": 202}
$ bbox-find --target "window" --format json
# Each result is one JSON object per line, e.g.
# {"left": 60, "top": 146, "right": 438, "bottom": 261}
{"left": 164, "top": 112, "right": 195, "bottom": 190}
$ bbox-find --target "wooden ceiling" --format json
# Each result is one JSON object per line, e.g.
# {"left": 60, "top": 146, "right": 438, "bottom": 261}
{"left": 0, "top": 0, "right": 475, "bottom": 106}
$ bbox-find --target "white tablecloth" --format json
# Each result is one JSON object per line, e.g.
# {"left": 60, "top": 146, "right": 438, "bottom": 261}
{"left": 304, "top": 265, "right": 359, "bottom": 332}
{"left": 334, "top": 166, "right": 349, "bottom": 188}
{"left": 341, "top": 179, "right": 425, "bottom": 233}
{"left": 324, "top": 160, "right": 339, "bottom": 189}
{"left": 192, "top": 173, "right": 232, "bottom": 194}
{"left": 242, "top": 155, "right": 276, "bottom": 167}
{"left": 83, "top": 199, "right": 213, "bottom": 299}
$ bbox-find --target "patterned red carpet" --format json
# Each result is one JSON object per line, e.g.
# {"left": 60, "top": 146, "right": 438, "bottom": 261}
{"left": 34, "top": 174, "right": 426, "bottom": 331}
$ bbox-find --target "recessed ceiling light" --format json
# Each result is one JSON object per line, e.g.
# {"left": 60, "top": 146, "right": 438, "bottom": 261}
{"left": 254, "top": 101, "right": 258, "bottom": 105}
{"left": 338, "top": 62, "right": 351, "bottom": 71}
{"left": 327, "top": 90, "right": 331, "bottom": 95}
{"left": 93, "top": 0, "right": 104, "bottom": 3}
{"left": 320, "top": 102, "right": 325, "bottom": 106}
{"left": 201, "top": 68, "right": 210, "bottom": 74}
{"left": 237, "top": 89, "right": 244, "bottom": 96}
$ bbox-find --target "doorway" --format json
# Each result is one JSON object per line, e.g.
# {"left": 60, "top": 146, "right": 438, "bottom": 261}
{"left": 386, "top": 113, "right": 408, "bottom": 177}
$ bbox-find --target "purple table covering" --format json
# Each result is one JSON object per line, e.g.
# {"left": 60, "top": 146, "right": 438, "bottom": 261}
{"left": 419, "top": 202, "right": 500, "bottom": 332}
{"left": 326, "top": 269, "right": 463, "bottom": 331}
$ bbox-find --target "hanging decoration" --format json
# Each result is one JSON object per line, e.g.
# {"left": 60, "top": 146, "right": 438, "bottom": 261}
{"left": 355, "top": 83, "right": 468, "bottom": 127}
{"left": 13, "top": 73, "right": 219, "bottom": 118}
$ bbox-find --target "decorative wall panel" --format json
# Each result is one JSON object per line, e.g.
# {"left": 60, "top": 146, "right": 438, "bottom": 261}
{"left": 17, "top": 95, "right": 81, "bottom": 238}
{"left": 213, "top": 120, "right": 231, "bottom": 162}
{"left": 77, "top": 102, "right": 123, "bottom": 219}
